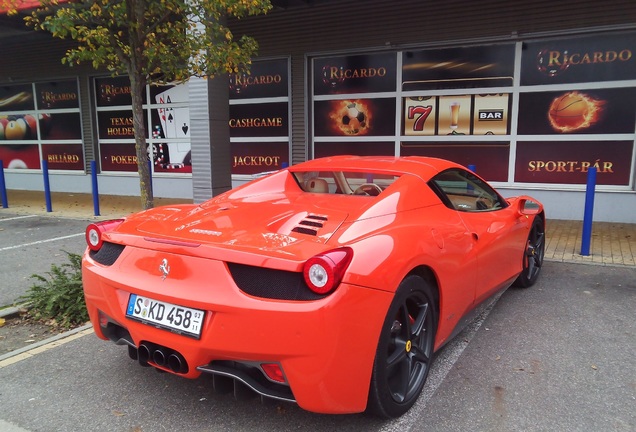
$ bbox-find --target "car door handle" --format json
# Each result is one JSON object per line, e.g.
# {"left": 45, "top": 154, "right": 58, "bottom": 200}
{"left": 472, "top": 232, "right": 479, "bottom": 241}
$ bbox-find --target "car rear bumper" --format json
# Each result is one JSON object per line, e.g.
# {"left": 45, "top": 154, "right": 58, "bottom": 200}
{"left": 82, "top": 249, "right": 392, "bottom": 414}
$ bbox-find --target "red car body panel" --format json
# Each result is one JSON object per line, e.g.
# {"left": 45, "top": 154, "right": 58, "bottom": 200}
{"left": 82, "top": 155, "right": 544, "bottom": 414}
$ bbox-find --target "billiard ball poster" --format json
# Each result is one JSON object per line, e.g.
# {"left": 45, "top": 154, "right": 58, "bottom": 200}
{"left": 0, "top": 80, "right": 84, "bottom": 171}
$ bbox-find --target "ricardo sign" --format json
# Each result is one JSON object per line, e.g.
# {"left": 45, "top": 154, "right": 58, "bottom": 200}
{"left": 521, "top": 32, "right": 636, "bottom": 85}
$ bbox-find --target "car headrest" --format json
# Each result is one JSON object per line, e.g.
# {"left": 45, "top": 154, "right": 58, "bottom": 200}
{"left": 305, "top": 178, "right": 329, "bottom": 193}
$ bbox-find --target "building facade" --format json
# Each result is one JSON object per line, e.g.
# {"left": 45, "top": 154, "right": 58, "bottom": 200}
{"left": 1, "top": 0, "right": 635, "bottom": 221}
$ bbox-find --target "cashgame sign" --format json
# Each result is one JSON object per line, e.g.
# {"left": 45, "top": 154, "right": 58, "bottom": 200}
{"left": 229, "top": 102, "right": 288, "bottom": 138}
{"left": 521, "top": 32, "right": 636, "bottom": 85}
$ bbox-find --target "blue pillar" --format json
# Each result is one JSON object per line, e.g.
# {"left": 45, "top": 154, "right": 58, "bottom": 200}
{"left": 580, "top": 167, "right": 597, "bottom": 256}
{"left": 467, "top": 164, "right": 476, "bottom": 172}
{"left": 91, "top": 160, "right": 100, "bottom": 216}
{"left": 42, "top": 160, "right": 53, "bottom": 212}
{"left": 147, "top": 158, "right": 153, "bottom": 196}
{"left": 0, "top": 160, "right": 8, "bottom": 209}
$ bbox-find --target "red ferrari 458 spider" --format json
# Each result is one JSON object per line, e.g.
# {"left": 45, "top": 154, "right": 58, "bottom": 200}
{"left": 82, "top": 156, "right": 545, "bottom": 418}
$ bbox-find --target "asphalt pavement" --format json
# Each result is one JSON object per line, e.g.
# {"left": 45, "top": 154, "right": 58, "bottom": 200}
{"left": 0, "top": 208, "right": 635, "bottom": 431}
{"left": 0, "top": 214, "right": 87, "bottom": 306}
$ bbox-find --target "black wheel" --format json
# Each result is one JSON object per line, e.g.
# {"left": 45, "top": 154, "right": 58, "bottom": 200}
{"left": 367, "top": 275, "right": 437, "bottom": 418}
{"left": 513, "top": 216, "right": 545, "bottom": 288}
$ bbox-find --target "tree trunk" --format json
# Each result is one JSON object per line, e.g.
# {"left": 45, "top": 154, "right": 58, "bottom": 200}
{"left": 129, "top": 72, "right": 153, "bottom": 210}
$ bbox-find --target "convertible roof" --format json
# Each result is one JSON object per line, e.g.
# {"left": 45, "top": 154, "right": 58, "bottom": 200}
{"left": 289, "top": 155, "right": 462, "bottom": 179}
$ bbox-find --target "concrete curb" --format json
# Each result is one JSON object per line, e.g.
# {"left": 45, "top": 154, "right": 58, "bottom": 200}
{"left": 0, "top": 323, "right": 94, "bottom": 365}
{"left": 0, "top": 304, "right": 28, "bottom": 320}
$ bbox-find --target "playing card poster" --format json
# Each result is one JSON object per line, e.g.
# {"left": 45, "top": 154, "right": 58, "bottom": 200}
{"left": 402, "top": 44, "right": 515, "bottom": 91}
{"left": 517, "top": 88, "right": 636, "bottom": 135}
{"left": 313, "top": 53, "right": 397, "bottom": 95}
{"left": 515, "top": 140, "right": 633, "bottom": 185}
{"left": 152, "top": 142, "right": 192, "bottom": 173}
{"left": 151, "top": 83, "right": 190, "bottom": 140}
{"left": 230, "top": 58, "right": 289, "bottom": 100}
{"left": 521, "top": 32, "right": 636, "bottom": 86}
{"left": 400, "top": 142, "right": 510, "bottom": 182}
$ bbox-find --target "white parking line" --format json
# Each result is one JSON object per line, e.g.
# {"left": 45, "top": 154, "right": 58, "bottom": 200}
{"left": 0, "top": 215, "right": 38, "bottom": 222}
{"left": 379, "top": 295, "right": 501, "bottom": 432}
{"left": 0, "top": 419, "right": 31, "bottom": 432}
{"left": 0, "top": 233, "right": 84, "bottom": 252}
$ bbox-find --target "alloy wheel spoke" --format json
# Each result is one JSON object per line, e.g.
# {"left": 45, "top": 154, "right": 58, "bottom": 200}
{"left": 399, "top": 301, "right": 412, "bottom": 337}
{"left": 386, "top": 341, "right": 407, "bottom": 369}
{"left": 411, "top": 345, "right": 430, "bottom": 364}
{"left": 410, "top": 303, "right": 428, "bottom": 338}
{"left": 393, "top": 356, "right": 412, "bottom": 403}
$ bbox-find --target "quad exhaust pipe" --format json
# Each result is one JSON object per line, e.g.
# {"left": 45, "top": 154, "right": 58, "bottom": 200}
{"left": 133, "top": 343, "right": 188, "bottom": 374}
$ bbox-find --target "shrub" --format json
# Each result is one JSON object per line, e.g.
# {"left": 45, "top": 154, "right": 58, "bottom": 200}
{"left": 20, "top": 251, "right": 88, "bottom": 329}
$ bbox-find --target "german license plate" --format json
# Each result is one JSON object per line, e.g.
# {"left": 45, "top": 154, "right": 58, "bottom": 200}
{"left": 126, "top": 294, "right": 205, "bottom": 339}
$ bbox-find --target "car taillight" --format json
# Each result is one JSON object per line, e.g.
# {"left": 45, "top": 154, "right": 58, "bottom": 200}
{"left": 260, "top": 363, "right": 287, "bottom": 384}
{"left": 303, "top": 247, "right": 353, "bottom": 295}
{"left": 86, "top": 219, "right": 124, "bottom": 251}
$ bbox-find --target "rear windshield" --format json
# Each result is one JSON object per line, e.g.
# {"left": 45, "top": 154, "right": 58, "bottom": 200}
{"left": 292, "top": 171, "right": 400, "bottom": 196}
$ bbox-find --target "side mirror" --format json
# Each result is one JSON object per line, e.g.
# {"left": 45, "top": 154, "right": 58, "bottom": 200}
{"left": 516, "top": 196, "right": 541, "bottom": 216}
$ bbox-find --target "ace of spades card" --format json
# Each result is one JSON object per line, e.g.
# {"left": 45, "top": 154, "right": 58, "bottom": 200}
{"left": 155, "top": 85, "right": 191, "bottom": 139}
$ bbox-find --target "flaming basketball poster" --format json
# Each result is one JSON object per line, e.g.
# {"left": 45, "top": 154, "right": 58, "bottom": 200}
{"left": 517, "top": 88, "right": 636, "bottom": 135}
